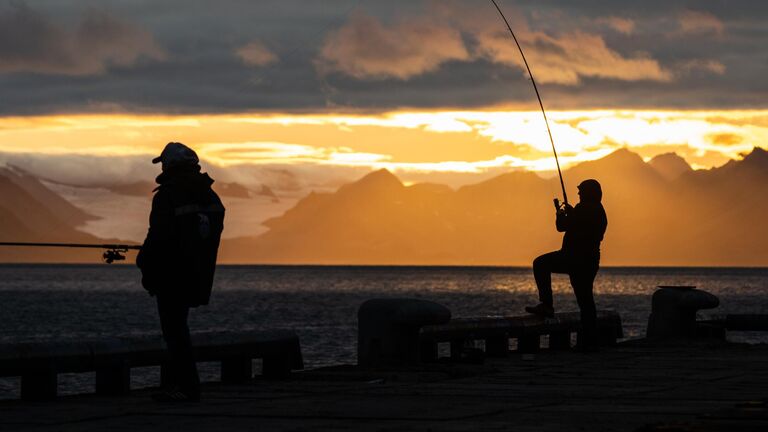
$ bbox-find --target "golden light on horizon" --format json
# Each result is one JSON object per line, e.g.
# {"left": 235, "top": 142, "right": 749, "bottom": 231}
{"left": 0, "top": 110, "right": 766, "bottom": 175}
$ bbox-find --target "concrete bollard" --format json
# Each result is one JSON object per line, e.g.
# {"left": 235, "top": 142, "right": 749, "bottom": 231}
{"left": 646, "top": 286, "right": 720, "bottom": 339}
{"left": 358, "top": 298, "right": 451, "bottom": 367}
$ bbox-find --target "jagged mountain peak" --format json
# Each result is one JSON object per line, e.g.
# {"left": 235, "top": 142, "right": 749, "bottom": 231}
{"left": 339, "top": 168, "right": 404, "bottom": 194}
{"left": 649, "top": 152, "right": 690, "bottom": 165}
{"left": 564, "top": 148, "right": 649, "bottom": 176}
{"left": 599, "top": 147, "right": 646, "bottom": 164}
{"left": 740, "top": 146, "right": 768, "bottom": 165}
{"left": 565, "top": 148, "right": 660, "bottom": 185}
{"left": 712, "top": 147, "right": 768, "bottom": 175}
{"left": 649, "top": 153, "right": 692, "bottom": 181}
{"left": 360, "top": 168, "right": 401, "bottom": 183}
{"left": 0, "top": 163, "right": 95, "bottom": 226}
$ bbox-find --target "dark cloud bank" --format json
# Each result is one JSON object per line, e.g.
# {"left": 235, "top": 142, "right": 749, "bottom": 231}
{"left": 0, "top": 0, "right": 766, "bottom": 115}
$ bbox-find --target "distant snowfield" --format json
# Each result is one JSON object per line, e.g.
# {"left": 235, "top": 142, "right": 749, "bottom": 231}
{"left": 43, "top": 181, "right": 299, "bottom": 242}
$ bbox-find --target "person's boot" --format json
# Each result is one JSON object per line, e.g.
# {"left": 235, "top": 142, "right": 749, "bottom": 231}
{"left": 525, "top": 303, "right": 555, "bottom": 318}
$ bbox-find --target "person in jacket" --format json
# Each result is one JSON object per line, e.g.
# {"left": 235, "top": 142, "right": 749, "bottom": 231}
{"left": 137, "top": 142, "right": 225, "bottom": 401}
{"left": 526, "top": 179, "right": 607, "bottom": 350}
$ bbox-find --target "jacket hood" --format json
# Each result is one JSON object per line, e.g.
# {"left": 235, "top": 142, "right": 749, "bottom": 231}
{"left": 578, "top": 179, "right": 602, "bottom": 203}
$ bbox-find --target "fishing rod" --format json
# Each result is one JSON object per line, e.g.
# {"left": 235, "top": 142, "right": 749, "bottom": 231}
{"left": 0, "top": 242, "right": 141, "bottom": 264}
{"left": 489, "top": 0, "right": 568, "bottom": 209}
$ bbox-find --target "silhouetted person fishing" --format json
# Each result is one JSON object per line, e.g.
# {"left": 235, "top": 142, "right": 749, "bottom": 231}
{"left": 486, "top": 1, "right": 606, "bottom": 341}
{"left": 526, "top": 179, "right": 607, "bottom": 351}
{"left": 136, "top": 142, "right": 225, "bottom": 401}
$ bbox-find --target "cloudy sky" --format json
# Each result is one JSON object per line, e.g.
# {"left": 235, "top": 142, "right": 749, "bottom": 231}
{"left": 1, "top": 0, "right": 767, "bottom": 189}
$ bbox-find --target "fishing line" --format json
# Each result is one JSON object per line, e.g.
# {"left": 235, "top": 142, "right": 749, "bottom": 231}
{"left": 489, "top": 0, "right": 568, "bottom": 206}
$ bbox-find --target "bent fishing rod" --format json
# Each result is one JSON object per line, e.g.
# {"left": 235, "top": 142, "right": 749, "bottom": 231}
{"left": 489, "top": 0, "right": 568, "bottom": 210}
{"left": 0, "top": 242, "right": 141, "bottom": 263}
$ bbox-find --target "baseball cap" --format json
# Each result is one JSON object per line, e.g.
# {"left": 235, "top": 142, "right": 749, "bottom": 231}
{"left": 152, "top": 142, "right": 199, "bottom": 168}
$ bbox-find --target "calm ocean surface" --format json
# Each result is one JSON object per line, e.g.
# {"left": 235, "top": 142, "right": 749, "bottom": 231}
{"left": 1, "top": 264, "right": 766, "bottom": 398}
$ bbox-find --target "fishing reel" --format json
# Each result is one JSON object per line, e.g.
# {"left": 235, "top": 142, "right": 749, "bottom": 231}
{"left": 553, "top": 198, "right": 571, "bottom": 214}
{"left": 0, "top": 241, "right": 140, "bottom": 264}
{"left": 553, "top": 198, "right": 564, "bottom": 212}
{"left": 103, "top": 248, "right": 128, "bottom": 264}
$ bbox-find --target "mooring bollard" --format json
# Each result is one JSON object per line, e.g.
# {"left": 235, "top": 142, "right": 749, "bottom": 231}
{"left": 358, "top": 298, "right": 451, "bottom": 367}
{"left": 646, "top": 286, "right": 720, "bottom": 338}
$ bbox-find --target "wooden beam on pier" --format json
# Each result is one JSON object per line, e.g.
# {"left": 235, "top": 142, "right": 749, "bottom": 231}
{"left": 0, "top": 330, "right": 303, "bottom": 401}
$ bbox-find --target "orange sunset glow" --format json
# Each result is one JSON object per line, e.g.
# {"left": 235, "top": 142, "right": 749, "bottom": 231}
{"left": 1, "top": 110, "right": 764, "bottom": 174}
{"left": 0, "top": 0, "right": 766, "bottom": 265}
{"left": 4, "top": 2, "right": 768, "bottom": 423}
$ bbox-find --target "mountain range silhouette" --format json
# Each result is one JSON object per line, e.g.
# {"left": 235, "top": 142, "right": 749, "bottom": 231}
{"left": 1, "top": 147, "right": 766, "bottom": 265}
{"left": 221, "top": 147, "right": 768, "bottom": 266}
{"left": 0, "top": 165, "right": 104, "bottom": 262}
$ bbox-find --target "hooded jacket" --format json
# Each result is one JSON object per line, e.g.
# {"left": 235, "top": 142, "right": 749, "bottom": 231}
{"left": 136, "top": 166, "right": 225, "bottom": 306}
{"left": 556, "top": 181, "right": 607, "bottom": 262}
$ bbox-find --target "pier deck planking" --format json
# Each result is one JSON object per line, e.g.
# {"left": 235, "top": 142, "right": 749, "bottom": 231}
{"left": 1, "top": 339, "right": 767, "bottom": 431}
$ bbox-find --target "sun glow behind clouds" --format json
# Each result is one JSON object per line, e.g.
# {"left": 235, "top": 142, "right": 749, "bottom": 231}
{"left": 0, "top": 110, "right": 766, "bottom": 175}
{"left": 226, "top": 110, "right": 767, "bottom": 168}
{"left": 198, "top": 142, "right": 392, "bottom": 166}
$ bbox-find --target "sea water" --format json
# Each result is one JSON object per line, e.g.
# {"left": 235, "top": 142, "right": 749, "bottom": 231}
{"left": 1, "top": 264, "right": 766, "bottom": 398}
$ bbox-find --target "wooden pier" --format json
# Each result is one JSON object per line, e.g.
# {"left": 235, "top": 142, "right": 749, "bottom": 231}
{"left": 0, "top": 330, "right": 303, "bottom": 401}
{"left": 420, "top": 310, "right": 623, "bottom": 358}
{"left": 2, "top": 338, "right": 767, "bottom": 431}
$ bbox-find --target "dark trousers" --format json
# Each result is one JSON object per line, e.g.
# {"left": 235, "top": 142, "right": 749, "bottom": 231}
{"left": 533, "top": 250, "right": 599, "bottom": 344}
{"left": 157, "top": 295, "right": 199, "bottom": 395}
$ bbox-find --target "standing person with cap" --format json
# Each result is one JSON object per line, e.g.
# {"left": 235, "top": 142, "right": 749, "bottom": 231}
{"left": 525, "top": 179, "right": 607, "bottom": 351}
{"left": 137, "top": 142, "right": 225, "bottom": 401}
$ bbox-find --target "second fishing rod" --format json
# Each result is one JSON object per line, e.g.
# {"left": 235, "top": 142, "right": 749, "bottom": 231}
{"left": 0, "top": 242, "right": 141, "bottom": 263}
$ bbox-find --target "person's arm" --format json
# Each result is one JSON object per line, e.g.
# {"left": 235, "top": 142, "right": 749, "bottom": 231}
{"left": 136, "top": 191, "right": 174, "bottom": 293}
{"left": 570, "top": 204, "right": 607, "bottom": 249}
{"left": 555, "top": 203, "right": 573, "bottom": 232}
